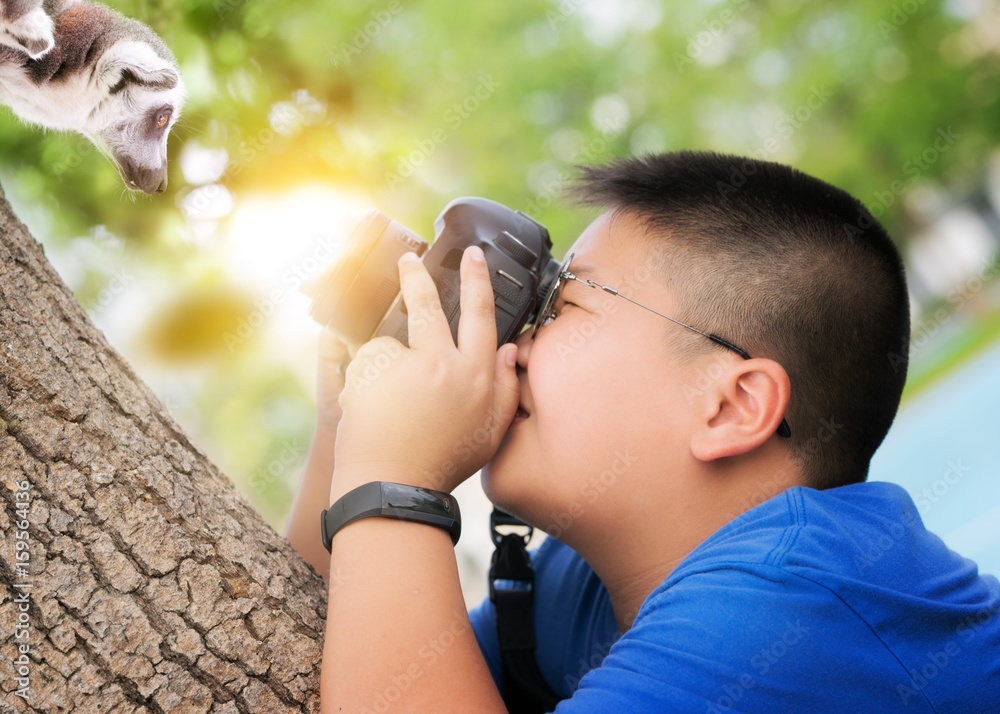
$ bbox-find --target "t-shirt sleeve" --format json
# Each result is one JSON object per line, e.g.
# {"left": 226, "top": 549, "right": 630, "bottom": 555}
{"left": 552, "top": 565, "right": 932, "bottom": 714}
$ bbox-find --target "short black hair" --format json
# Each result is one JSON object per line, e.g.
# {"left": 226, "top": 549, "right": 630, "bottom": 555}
{"left": 572, "top": 152, "right": 910, "bottom": 490}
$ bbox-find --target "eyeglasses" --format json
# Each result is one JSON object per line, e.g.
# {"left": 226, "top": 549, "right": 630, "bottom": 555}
{"left": 532, "top": 253, "right": 791, "bottom": 439}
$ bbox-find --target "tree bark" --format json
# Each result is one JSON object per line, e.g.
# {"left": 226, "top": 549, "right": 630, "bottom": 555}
{"left": 0, "top": 183, "right": 327, "bottom": 713}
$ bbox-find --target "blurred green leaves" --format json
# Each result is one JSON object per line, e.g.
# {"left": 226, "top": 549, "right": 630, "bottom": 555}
{"left": 1, "top": 0, "right": 996, "bottom": 528}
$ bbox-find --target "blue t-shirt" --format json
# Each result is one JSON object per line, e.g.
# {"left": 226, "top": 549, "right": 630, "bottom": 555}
{"left": 470, "top": 482, "right": 1000, "bottom": 712}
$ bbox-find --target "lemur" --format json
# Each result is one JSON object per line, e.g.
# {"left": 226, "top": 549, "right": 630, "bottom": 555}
{"left": 0, "top": 0, "right": 185, "bottom": 194}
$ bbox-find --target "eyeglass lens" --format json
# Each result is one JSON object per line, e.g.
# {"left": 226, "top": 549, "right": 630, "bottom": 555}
{"left": 531, "top": 252, "right": 575, "bottom": 338}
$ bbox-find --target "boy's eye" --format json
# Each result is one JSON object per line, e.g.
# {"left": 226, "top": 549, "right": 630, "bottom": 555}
{"left": 540, "top": 301, "right": 573, "bottom": 327}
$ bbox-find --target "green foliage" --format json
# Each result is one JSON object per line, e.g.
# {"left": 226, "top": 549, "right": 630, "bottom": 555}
{"left": 1, "top": 0, "right": 997, "bottom": 528}
{"left": 7, "top": 0, "right": 995, "bottom": 244}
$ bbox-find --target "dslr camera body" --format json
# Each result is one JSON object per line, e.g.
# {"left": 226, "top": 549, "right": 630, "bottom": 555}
{"left": 309, "top": 197, "right": 560, "bottom": 349}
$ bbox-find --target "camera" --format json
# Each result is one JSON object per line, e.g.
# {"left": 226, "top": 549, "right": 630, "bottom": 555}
{"left": 308, "top": 197, "right": 560, "bottom": 349}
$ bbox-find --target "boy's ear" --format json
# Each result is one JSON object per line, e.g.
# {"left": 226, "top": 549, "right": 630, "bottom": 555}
{"left": 689, "top": 358, "right": 791, "bottom": 462}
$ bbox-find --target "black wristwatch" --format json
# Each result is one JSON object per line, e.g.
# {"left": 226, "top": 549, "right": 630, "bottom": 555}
{"left": 320, "top": 482, "right": 462, "bottom": 552}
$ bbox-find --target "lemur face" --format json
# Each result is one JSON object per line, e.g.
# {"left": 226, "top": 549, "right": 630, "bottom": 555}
{"left": 90, "top": 41, "right": 186, "bottom": 194}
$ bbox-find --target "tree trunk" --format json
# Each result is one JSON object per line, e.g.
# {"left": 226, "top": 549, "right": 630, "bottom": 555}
{"left": 0, "top": 183, "right": 327, "bottom": 713}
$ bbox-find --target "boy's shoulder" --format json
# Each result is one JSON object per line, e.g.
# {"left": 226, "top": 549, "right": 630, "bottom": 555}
{"left": 534, "top": 482, "right": 1000, "bottom": 712}
{"left": 649, "top": 481, "right": 999, "bottom": 631}
{"left": 534, "top": 480, "right": 971, "bottom": 612}
{"left": 662, "top": 481, "right": 974, "bottom": 592}
{"left": 668, "top": 481, "right": 922, "bottom": 580}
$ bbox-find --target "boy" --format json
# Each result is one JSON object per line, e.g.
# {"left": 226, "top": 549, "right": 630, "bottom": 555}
{"left": 286, "top": 152, "right": 1000, "bottom": 712}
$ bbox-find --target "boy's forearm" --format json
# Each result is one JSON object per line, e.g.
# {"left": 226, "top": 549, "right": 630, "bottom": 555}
{"left": 320, "top": 508, "right": 506, "bottom": 713}
{"left": 285, "top": 330, "right": 349, "bottom": 579}
{"left": 285, "top": 419, "right": 340, "bottom": 580}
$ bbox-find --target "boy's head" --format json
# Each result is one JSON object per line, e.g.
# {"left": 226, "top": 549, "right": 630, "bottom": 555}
{"left": 568, "top": 151, "right": 911, "bottom": 490}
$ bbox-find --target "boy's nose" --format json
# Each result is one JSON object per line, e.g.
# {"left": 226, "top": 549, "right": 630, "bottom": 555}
{"left": 514, "top": 328, "right": 533, "bottom": 369}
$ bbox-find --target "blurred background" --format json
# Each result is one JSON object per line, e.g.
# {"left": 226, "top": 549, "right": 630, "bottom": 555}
{"left": 1, "top": 0, "right": 998, "bottom": 605}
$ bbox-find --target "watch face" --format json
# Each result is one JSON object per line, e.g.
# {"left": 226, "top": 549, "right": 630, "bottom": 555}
{"left": 324, "top": 481, "right": 461, "bottom": 551}
{"left": 380, "top": 482, "right": 453, "bottom": 519}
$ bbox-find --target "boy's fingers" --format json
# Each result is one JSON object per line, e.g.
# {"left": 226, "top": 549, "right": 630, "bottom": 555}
{"left": 490, "top": 344, "right": 520, "bottom": 448}
{"left": 397, "top": 253, "right": 452, "bottom": 349}
{"left": 457, "top": 246, "right": 498, "bottom": 363}
{"left": 318, "top": 329, "right": 351, "bottom": 374}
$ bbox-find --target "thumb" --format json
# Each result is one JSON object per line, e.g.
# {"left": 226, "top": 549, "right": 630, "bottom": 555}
{"left": 490, "top": 344, "right": 520, "bottom": 445}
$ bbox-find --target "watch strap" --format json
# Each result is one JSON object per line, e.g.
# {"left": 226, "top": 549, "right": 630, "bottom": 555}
{"left": 320, "top": 481, "right": 461, "bottom": 551}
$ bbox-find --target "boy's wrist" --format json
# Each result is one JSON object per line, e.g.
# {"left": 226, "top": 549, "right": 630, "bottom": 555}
{"left": 329, "top": 463, "right": 443, "bottom": 506}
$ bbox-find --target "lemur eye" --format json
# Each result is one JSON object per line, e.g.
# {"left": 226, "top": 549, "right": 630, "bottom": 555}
{"left": 155, "top": 111, "right": 171, "bottom": 129}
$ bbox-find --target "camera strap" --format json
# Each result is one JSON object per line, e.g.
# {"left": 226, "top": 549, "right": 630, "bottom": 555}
{"left": 488, "top": 508, "right": 562, "bottom": 713}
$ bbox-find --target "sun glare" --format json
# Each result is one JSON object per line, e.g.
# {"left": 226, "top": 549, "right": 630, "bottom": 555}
{"left": 220, "top": 184, "right": 375, "bottom": 377}
{"left": 224, "top": 184, "right": 374, "bottom": 292}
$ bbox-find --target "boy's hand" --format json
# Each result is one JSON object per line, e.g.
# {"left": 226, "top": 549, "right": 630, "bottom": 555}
{"left": 332, "top": 245, "right": 519, "bottom": 500}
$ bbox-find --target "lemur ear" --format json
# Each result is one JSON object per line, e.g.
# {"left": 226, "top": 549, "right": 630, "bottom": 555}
{"left": 98, "top": 42, "right": 180, "bottom": 94}
{"left": 108, "top": 66, "right": 179, "bottom": 94}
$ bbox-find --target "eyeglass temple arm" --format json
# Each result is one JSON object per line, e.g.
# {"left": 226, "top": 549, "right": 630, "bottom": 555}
{"left": 569, "top": 274, "right": 791, "bottom": 439}
{"left": 573, "top": 276, "right": 736, "bottom": 347}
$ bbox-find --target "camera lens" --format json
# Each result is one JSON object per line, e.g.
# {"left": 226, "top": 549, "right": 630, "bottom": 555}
{"left": 306, "top": 210, "right": 427, "bottom": 347}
